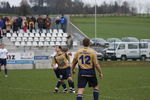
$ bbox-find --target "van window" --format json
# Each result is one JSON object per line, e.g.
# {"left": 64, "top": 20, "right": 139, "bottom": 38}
{"left": 128, "top": 44, "right": 138, "bottom": 49}
{"left": 118, "top": 44, "right": 125, "bottom": 50}
{"left": 140, "top": 43, "right": 148, "bottom": 49}
{"left": 108, "top": 43, "right": 118, "bottom": 50}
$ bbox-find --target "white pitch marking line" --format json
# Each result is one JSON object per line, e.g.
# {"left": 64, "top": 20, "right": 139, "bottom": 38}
{"left": 8, "top": 87, "right": 50, "bottom": 93}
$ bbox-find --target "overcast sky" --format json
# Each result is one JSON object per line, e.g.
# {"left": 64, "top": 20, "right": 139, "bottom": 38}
{"left": 1, "top": 0, "right": 150, "bottom": 12}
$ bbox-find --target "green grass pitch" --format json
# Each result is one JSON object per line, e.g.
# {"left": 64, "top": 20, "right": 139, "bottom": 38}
{"left": 0, "top": 62, "right": 150, "bottom": 100}
{"left": 71, "top": 16, "right": 150, "bottom": 39}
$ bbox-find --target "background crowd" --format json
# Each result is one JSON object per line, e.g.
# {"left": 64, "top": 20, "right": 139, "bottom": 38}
{"left": 0, "top": 14, "right": 67, "bottom": 38}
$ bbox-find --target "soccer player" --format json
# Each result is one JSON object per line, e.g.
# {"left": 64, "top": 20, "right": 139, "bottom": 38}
{"left": 51, "top": 46, "right": 75, "bottom": 93}
{"left": 72, "top": 38, "right": 103, "bottom": 100}
{"left": 0, "top": 44, "right": 8, "bottom": 77}
{"left": 53, "top": 64, "right": 67, "bottom": 93}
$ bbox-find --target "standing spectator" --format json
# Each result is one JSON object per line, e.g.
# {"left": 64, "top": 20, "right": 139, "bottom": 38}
{"left": 37, "top": 15, "right": 44, "bottom": 33}
{"left": 2, "top": 17, "right": 8, "bottom": 30}
{"left": 12, "top": 19, "right": 18, "bottom": 33}
{"left": 22, "top": 18, "right": 28, "bottom": 33}
{"left": 55, "top": 16, "right": 60, "bottom": 30}
{"left": 26, "top": 17, "right": 30, "bottom": 29}
{"left": 29, "top": 20, "right": 35, "bottom": 33}
{"left": 31, "top": 16, "right": 36, "bottom": 24}
{"left": 60, "top": 14, "right": 67, "bottom": 32}
{"left": 31, "top": 16, "right": 36, "bottom": 30}
{"left": 10, "top": 17, "right": 14, "bottom": 26}
{"left": 45, "top": 17, "right": 51, "bottom": 33}
{"left": 5, "top": 18, "right": 12, "bottom": 33}
{"left": 16, "top": 16, "right": 23, "bottom": 30}
{"left": 0, "top": 17, "right": 4, "bottom": 29}
{"left": 66, "top": 35, "right": 73, "bottom": 50}
{"left": 0, "top": 18, "right": 4, "bottom": 43}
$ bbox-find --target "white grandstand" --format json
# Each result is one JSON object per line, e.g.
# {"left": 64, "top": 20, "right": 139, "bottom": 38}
{"left": 6, "top": 29, "right": 78, "bottom": 47}
{"left": 2, "top": 21, "right": 87, "bottom": 69}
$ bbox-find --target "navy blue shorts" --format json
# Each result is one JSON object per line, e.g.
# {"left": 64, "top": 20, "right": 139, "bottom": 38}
{"left": 59, "top": 67, "right": 71, "bottom": 80}
{"left": 78, "top": 74, "right": 98, "bottom": 88}
{"left": 0, "top": 59, "right": 7, "bottom": 66}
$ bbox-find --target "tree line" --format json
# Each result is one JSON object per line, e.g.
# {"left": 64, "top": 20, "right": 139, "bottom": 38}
{"left": 0, "top": 0, "right": 140, "bottom": 16}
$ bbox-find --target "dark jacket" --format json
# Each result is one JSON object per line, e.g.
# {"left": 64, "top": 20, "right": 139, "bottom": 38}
{"left": 13, "top": 21, "right": 18, "bottom": 31}
{"left": 16, "top": 17, "right": 23, "bottom": 27}
{"left": 0, "top": 20, "right": 4, "bottom": 29}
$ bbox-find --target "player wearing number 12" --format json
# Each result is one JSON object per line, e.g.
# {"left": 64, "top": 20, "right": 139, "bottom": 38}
{"left": 72, "top": 38, "right": 103, "bottom": 100}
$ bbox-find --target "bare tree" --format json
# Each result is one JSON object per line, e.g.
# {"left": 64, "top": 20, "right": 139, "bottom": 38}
{"left": 19, "top": 0, "right": 31, "bottom": 16}
{"left": 146, "top": 3, "right": 150, "bottom": 17}
{"left": 138, "top": 3, "right": 143, "bottom": 17}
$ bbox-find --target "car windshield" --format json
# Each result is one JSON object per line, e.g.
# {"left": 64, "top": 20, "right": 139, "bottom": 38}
{"left": 108, "top": 43, "right": 118, "bottom": 50}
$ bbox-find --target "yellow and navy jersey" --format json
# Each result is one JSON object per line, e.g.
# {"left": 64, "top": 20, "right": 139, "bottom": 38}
{"left": 51, "top": 52, "right": 70, "bottom": 69}
{"left": 72, "top": 47, "right": 98, "bottom": 76}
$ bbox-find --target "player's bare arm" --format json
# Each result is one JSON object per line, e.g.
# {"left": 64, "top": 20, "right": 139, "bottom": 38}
{"left": 71, "top": 53, "right": 78, "bottom": 74}
{"left": 95, "top": 64, "right": 103, "bottom": 78}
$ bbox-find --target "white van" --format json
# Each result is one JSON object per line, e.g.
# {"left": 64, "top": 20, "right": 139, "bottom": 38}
{"left": 104, "top": 42, "right": 150, "bottom": 61}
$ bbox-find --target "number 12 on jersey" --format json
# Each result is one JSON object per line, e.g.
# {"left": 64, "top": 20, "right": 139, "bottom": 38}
{"left": 79, "top": 55, "right": 91, "bottom": 64}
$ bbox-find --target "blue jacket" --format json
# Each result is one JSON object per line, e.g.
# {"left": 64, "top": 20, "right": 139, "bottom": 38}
{"left": 0, "top": 20, "right": 4, "bottom": 28}
{"left": 60, "top": 17, "right": 67, "bottom": 24}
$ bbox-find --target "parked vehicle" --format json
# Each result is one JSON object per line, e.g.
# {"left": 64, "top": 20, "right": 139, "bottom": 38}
{"left": 104, "top": 42, "right": 150, "bottom": 61}
{"left": 107, "top": 38, "right": 122, "bottom": 43}
{"left": 91, "top": 38, "right": 108, "bottom": 46}
{"left": 140, "top": 39, "right": 150, "bottom": 43}
{"left": 122, "top": 37, "right": 139, "bottom": 42}
{"left": 91, "top": 46, "right": 105, "bottom": 61}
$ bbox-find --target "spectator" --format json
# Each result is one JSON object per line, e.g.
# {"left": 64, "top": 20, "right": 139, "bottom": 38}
{"left": 26, "top": 17, "right": 30, "bottom": 29}
{"left": 37, "top": 15, "right": 44, "bottom": 33}
{"left": 0, "top": 17, "right": 4, "bottom": 29}
{"left": 5, "top": 18, "right": 12, "bottom": 33}
{"left": 0, "top": 17, "right": 4, "bottom": 43}
{"left": 10, "top": 17, "right": 14, "bottom": 25}
{"left": 22, "top": 18, "right": 28, "bottom": 33}
{"left": 12, "top": 19, "right": 18, "bottom": 33}
{"left": 16, "top": 16, "right": 23, "bottom": 29}
{"left": 2, "top": 16, "right": 8, "bottom": 30}
{"left": 60, "top": 14, "right": 67, "bottom": 32}
{"left": 55, "top": 16, "right": 60, "bottom": 30}
{"left": 31, "top": 16, "right": 36, "bottom": 30}
{"left": 45, "top": 17, "right": 51, "bottom": 33}
{"left": 66, "top": 35, "right": 73, "bottom": 49}
{"left": 31, "top": 16, "right": 36, "bottom": 24}
{"left": 29, "top": 20, "right": 35, "bottom": 33}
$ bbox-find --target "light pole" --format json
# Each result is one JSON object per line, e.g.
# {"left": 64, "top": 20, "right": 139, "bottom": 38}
{"left": 95, "top": 0, "right": 97, "bottom": 38}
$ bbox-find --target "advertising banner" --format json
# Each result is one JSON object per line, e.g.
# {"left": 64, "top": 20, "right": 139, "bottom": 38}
{"left": 7, "top": 52, "right": 34, "bottom": 64}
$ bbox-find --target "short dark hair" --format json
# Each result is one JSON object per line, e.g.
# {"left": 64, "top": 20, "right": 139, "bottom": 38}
{"left": 83, "top": 38, "right": 90, "bottom": 47}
